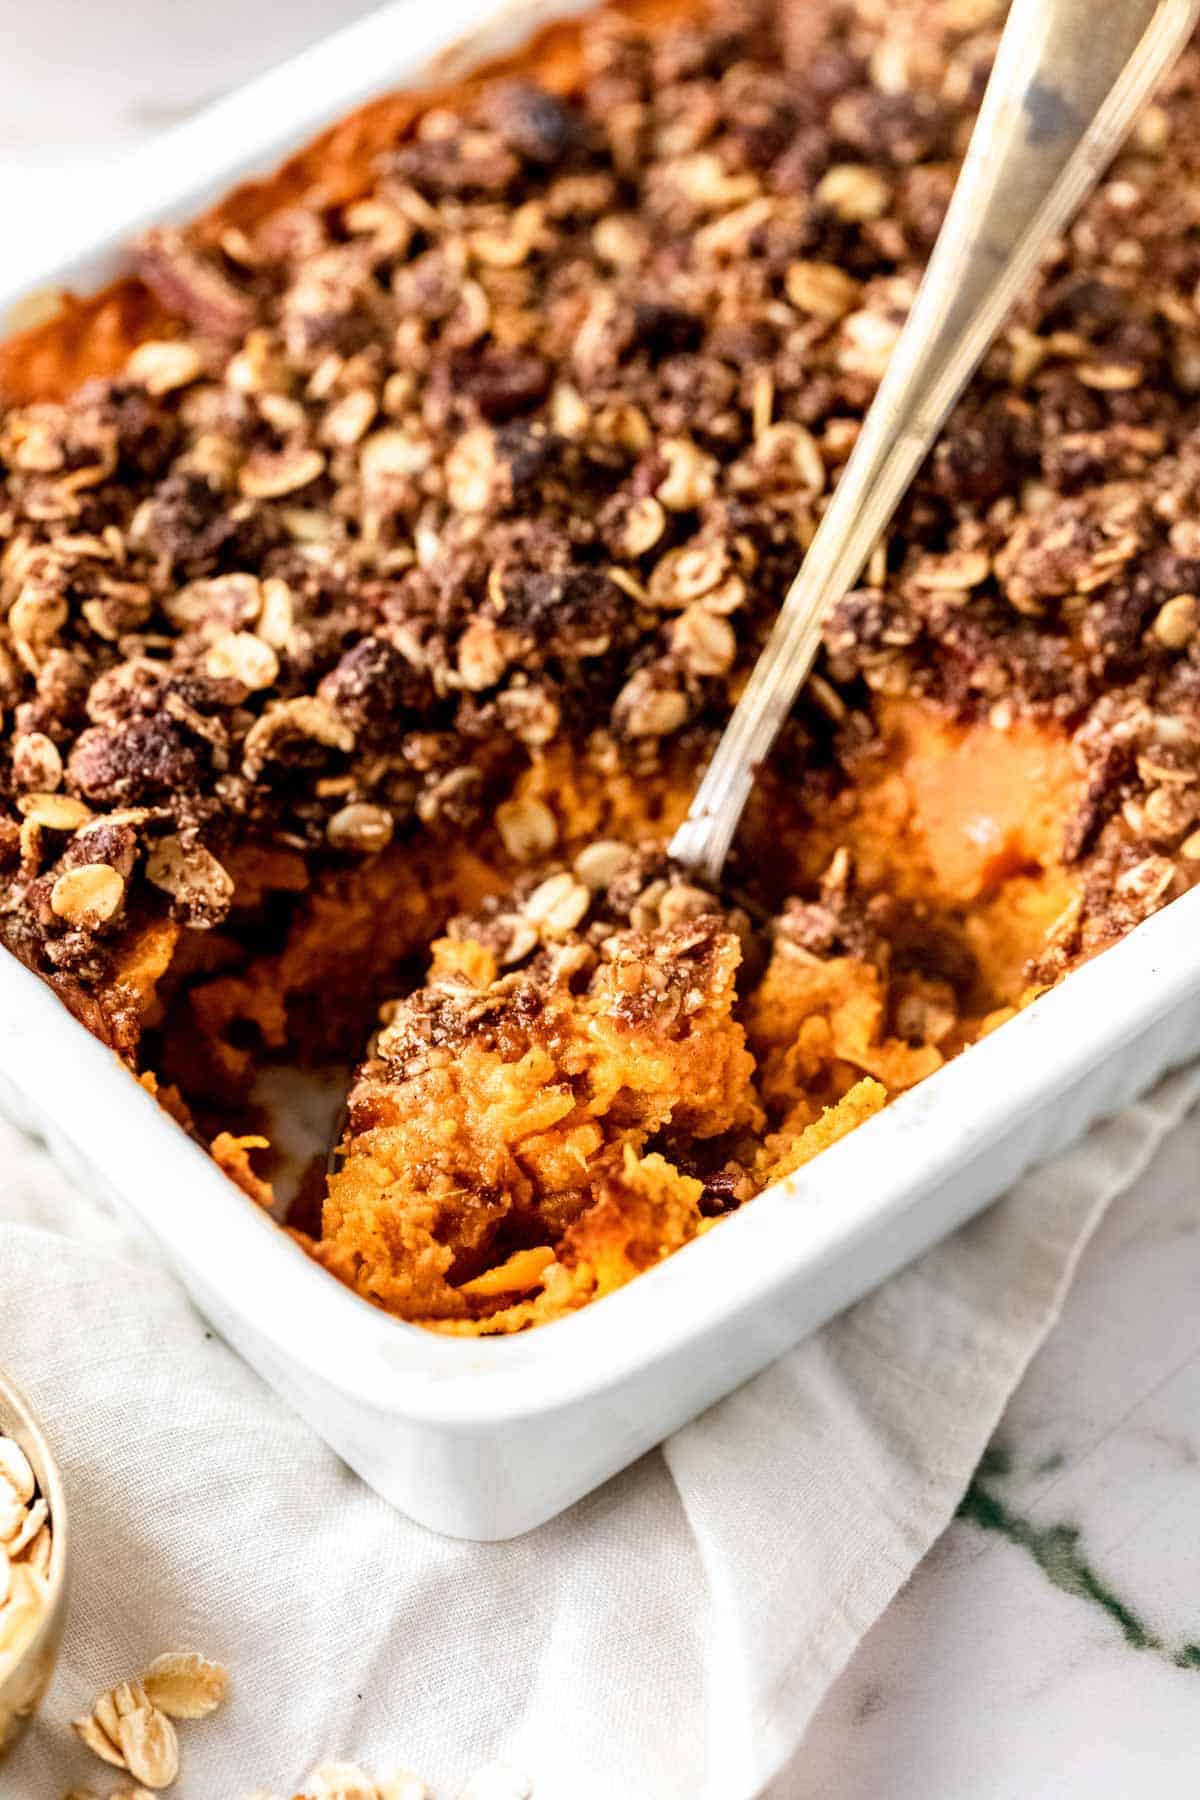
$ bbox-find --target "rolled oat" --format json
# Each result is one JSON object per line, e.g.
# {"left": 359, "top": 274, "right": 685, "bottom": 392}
{"left": 0, "top": 1432, "right": 53, "bottom": 1688}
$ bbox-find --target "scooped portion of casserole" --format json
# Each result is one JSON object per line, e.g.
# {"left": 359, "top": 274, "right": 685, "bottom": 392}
{"left": 2, "top": 0, "right": 1199, "bottom": 1332}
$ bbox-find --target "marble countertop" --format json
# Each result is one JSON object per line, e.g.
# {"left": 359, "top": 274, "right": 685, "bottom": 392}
{"left": 4, "top": 14, "right": 1200, "bottom": 1794}
{"left": 778, "top": 1104, "right": 1200, "bottom": 1798}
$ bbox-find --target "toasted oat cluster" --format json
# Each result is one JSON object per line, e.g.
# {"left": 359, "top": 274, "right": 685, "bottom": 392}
{"left": 3, "top": 0, "right": 1200, "bottom": 1329}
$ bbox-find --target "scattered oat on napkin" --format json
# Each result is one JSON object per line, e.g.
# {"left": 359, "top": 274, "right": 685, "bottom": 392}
{"left": 2, "top": 1065, "right": 1198, "bottom": 1800}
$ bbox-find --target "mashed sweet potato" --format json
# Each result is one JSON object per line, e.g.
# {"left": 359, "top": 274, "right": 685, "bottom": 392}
{"left": 316, "top": 698, "right": 1081, "bottom": 1332}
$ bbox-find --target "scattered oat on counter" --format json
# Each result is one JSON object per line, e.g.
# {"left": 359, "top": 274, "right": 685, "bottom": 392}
{"left": 71, "top": 1650, "right": 228, "bottom": 1790}
{"left": 72, "top": 1682, "right": 180, "bottom": 1788}
{"left": 0, "top": 1431, "right": 53, "bottom": 1684}
{"left": 140, "top": 1649, "right": 229, "bottom": 1719}
{"left": 242, "top": 1759, "right": 531, "bottom": 1800}
{"left": 64, "top": 1649, "right": 529, "bottom": 1800}
{"left": 274, "top": 1767, "right": 431, "bottom": 1800}
{"left": 65, "top": 1788, "right": 157, "bottom": 1800}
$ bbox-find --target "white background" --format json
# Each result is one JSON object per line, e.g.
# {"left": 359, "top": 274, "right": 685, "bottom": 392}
{"left": 0, "top": 0, "right": 380, "bottom": 272}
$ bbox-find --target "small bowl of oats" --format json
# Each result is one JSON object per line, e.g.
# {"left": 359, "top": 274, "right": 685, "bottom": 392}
{"left": 0, "top": 1368, "right": 69, "bottom": 1761}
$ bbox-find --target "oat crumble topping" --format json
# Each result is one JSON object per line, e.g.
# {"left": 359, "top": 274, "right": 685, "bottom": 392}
{"left": 3, "top": 0, "right": 1200, "bottom": 1329}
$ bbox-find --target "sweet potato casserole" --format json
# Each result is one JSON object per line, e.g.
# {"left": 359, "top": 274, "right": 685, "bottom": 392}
{"left": 2, "top": 0, "right": 1200, "bottom": 1333}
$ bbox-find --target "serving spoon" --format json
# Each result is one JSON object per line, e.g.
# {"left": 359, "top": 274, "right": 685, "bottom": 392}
{"left": 670, "top": 0, "right": 1200, "bottom": 886}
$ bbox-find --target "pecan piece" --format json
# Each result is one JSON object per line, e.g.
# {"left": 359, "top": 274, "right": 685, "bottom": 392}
{"left": 134, "top": 228, "right": 256, "bottom": 338}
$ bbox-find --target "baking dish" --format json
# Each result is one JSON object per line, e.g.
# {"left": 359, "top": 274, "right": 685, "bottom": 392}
{"left": 3, "top": 0, "right": 1200, "bottom": 1541}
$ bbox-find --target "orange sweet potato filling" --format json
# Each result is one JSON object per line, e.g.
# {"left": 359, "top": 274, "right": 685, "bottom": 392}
{"left": 311, "top": 699, "right": 1081, "bottom": 1333}
{"left": 92, "top": 683, "right": 1082, "bottom": 1336}
{"left": 319, "top": 923, "right": 763, "bottom": 1324}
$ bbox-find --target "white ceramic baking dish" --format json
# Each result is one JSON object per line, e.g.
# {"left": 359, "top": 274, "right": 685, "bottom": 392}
{"left": 3, "top": 0, "right": 1200, "bottom": 1542}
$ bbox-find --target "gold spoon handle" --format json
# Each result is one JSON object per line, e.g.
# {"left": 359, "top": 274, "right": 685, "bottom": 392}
{"left": 670, "top": 0, "right": 1200, "bottom": 886}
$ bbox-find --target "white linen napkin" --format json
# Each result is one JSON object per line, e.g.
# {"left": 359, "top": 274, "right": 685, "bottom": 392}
{"left": 3, "top": 1065, "right": 1198, "bottom": 1800}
